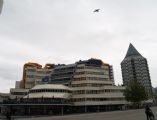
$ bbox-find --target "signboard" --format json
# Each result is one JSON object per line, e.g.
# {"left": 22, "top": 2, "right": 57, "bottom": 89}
{"left": 42, "top": 76, "right": 49, "bottom": 83}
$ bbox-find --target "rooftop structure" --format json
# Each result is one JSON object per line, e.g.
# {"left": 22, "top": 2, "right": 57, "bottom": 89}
{"left": 20, "top": 63, "right": 54, "bottom": 89}
{"left": 24, "top": 84, "right": 71, "bottom": 101}
{"left": 124, "top": 43, "right": 142, "bottom": 58}
{"left": 10, "top": 88, "right": 29, "bottom": 99}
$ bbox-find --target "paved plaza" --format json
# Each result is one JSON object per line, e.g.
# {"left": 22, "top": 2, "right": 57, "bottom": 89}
{"left": 15, "top": 107, "right": 157, "bottom": 120}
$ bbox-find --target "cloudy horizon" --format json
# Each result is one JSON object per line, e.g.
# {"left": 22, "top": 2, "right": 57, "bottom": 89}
{"left": 0, "top": 0, "right": 157, "bottom": 92}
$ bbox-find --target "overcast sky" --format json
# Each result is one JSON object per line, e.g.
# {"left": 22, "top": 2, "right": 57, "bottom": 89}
{"left": 0, "top": 0, "right": 157, "bottom": 92}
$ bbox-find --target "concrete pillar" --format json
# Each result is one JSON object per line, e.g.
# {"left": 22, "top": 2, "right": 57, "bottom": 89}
{"left": 84, "top": 106, "right": 87, "bottom": 113}
{"left": 28, "top": 107, "right": 30, "bottom": 116}
{"left": 97, "top": 105, "right": 99, "bottom": 112}
{"left": 61, "top": 106, "right": 64, "bottom": 116}
{"left": 43, "top": 106, "right": 47, "bottom": 115}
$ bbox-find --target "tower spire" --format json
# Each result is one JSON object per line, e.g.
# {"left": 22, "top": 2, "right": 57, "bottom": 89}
{"left": 125, "top": 43, "right": 142, "bottom": 58}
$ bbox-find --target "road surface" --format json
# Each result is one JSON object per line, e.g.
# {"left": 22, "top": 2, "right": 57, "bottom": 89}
{"left": 14, "top": 107, "right": 157, "bottom": 120}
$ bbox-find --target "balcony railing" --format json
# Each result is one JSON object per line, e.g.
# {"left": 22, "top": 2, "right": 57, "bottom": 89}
{"left": 2, "top": 98, "right": 71, "bottom": 105}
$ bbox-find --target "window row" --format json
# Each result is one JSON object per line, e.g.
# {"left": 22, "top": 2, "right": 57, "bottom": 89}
{"left": 11, "top": 92, "right": 28, "bottom": 95}
{"left": 26, "top": 69, "right": 36, "bottom": 72}
{"left": 73, "top": 89, "right": 123, "bottom": 94}
{"left": 72, "top": 98, "right": 124, "bottom": 102}
{"left": 75, "top": 71, "right": 106, "bottom": 75}
{"left": 29, "top": 89, "right": 71, "bottom": 93}
{"left": 54, "top": 67, "right": 75, "bottom": 72}
{"left": 36, "top": 71, "right": 51, "bottom": 74}
{"left": 52, "top": 72, "right": 73, "bottom": 77}
{"left": 72, "top": 83, "right": 112, "bottom": 87}
{"left": 26, "top": 75, "right": 34, "bottom": 78}
{"left": 73, "top": 77, "right": 109, "bottom": 81}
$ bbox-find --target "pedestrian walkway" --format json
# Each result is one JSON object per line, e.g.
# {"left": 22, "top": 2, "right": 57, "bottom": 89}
{"left": 14, "top": 107, "right": 157, "bottom": 120}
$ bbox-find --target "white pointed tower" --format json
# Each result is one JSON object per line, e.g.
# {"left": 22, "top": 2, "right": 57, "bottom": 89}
{"left": 121, "top": 43, "right": 153, "bottom": 97}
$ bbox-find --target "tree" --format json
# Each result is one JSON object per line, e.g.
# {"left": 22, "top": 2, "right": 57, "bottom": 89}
{"left": 123, "top": 80, "right": 148, "bottom": 108}
{"left": 153, "top": 87, "right": 157, "bottom": 104}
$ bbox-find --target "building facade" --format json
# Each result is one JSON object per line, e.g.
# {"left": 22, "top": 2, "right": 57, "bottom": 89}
{"left": 71, "top": 59, "right": 126, "bottom": 112}
{"left": 35, "top": 67, "right": 53, "bottom": 85}
{"left": 0, "top": 93, "right": 10, "bottom": 114}
{"left": 20, "top": 63, "right": 54, "bottom": 89}
{"left": 51, "top": 64, "right": 76, "bottom": 86}
{"left": 3, "top": 84, "right": 72, "bottom": 115}
{"left": 10, "top": 88, "right": 29, "bottom": 99}
{"left": 121, "top": 43, "right": 153, "bottom": 97}
{"left": 1, "top": 58, "right": 127, "bottom": 116}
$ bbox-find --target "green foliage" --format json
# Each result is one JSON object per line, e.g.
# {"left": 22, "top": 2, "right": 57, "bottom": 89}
{"left": 123, "top": 80, "right": 148, "bottom": 104}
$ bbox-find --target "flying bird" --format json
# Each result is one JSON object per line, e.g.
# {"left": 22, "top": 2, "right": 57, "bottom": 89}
{"left": 93, "top": 9, "right": 100, "bottom": 12}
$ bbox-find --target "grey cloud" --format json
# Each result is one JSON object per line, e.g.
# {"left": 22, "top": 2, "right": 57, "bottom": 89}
{"left": 0, "top": 61, "right": 21, "bottom": 81}
{"left": 0, "top": 0, "right": 157, "bottom": 92}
